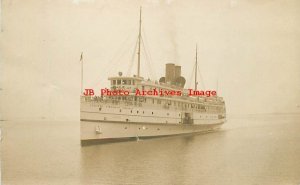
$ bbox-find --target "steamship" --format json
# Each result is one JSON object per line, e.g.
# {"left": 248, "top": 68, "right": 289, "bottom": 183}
{"left": 80, "top": 8, "right": 226, "bottom": 145}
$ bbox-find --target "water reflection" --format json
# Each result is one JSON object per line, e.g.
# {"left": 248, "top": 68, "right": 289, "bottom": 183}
{"left": 2, "top": 115, "right": 300, "bottom": 185}
{"left": 80, "top": 131, "right": 227, "bottom": 185}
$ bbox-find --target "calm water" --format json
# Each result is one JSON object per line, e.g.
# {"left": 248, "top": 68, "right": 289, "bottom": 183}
{"left": 1, "top": 114, "right": 300, "bottom": 185}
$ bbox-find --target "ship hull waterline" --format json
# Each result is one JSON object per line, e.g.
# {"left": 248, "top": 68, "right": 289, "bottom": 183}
{"left": 80, "top": 119, "right": 225, "bottom": 146}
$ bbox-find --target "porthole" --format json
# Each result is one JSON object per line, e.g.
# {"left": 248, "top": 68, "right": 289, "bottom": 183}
{"left": 152, "top": 112, "right": 154, "bottom": 115}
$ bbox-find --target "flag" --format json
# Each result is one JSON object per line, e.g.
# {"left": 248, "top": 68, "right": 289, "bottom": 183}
{"left": 80, "top": 52, "right": 83, "bottom": 62}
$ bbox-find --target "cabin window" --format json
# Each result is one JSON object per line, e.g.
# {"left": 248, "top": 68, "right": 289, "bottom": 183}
{"left": 122, "top": 80, "right": 127, "bottom": 85}
{"left": 117, "top": 80, "right": 121, "bottom": 85}
{"left": 152, "top": 99, "right": 155, "bottom": 104}
{"left": 139, "top": 97, "right": 145, "bottom": 102}
{"left": 152, "top": 112, "right": 154, "bottom": 115}
{"left": 142, "top": 86, "right": 145, "bottom": 91}
{"left": 137, "top": 111, "right": 139, "bottom": 114}
{"left": 112, "top": 80, "right": 116, "bottom": 85}
{"left": 132, "top": 80, "right": 135, "bottom": 85}
{"left": 128, "top": 80, "right": 131, "bottom": 85}
{"left": 157, "top": 100, "right": 161, "bottom": 104}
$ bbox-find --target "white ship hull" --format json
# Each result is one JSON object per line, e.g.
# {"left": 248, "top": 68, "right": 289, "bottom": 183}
{"left": 80, "top": 106, "right": 225, "bottom": 145}
{"left": 81, "top": 120, "right": 224, "bottom": 145}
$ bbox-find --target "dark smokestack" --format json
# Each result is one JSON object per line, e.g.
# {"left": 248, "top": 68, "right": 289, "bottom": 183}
{"left": 175, "top": 65, "right": 181, "bottom": 79}
{"left": 165, "top": 63, "right": 175, "bottom": 83}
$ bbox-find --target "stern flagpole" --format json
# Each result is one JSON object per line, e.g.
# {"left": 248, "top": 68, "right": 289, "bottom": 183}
{"left": 195, "top": 44, "right": 198, "bottom": 91}
{"left": 80, "top": 52, "right": 83, "bottom": 94}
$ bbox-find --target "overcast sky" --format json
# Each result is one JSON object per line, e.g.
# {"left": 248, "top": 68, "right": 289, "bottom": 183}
{"left": 0, "top": 0, "right": 299, "bottom": 120}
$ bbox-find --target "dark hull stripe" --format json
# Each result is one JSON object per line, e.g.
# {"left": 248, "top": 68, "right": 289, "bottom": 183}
{"left": 80, "top": 119, "right": 224, "bottom": 126}
{"left": 81, "top": 111, "right": 221, "bottom": 120}
{"left": 80, "top": 129, "right": 220, "bottom": 146}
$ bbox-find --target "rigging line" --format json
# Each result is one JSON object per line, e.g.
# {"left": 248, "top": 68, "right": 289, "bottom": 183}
{"left": 197, "top": 64, "right": 206, "bottom": 89}
{"left": 94, "top": 30, "right": 138, "bottom": 85}
{"left": 141, "top": 27, "right": 157, "bottom": 79}
{"left": 126, "top": 36, "right": 139, "bottom": 76}
{"left": 91, "top": 28, "right": 137, "bottom": 87}
{"left": 109, "top": 37, "right": 137, "bottom": 68}
{"left": 141, "top": 37, "right": 156, "bottom": 80}
{"left": 215, "top": 62, "right": 224, "bottom": 94}
{"left": 187, "top": 63, "right": 196, "bottom": 89}
{"left": 95, "top": 40, "right": 134, "bottom": 82}
{"left": 96, "top": 27, "right": 135, "bottom": 74}
{"left": 92, "top": 47, "right": 134, "bottom": 88}
{"left": 93, "top": 59, "right": 125, "bottom": 88}
{"left": 108, "top": 27, "right": 136, "bottom": 63}
{"left": 91, "top": 48, "right": 135, "bottom": 87}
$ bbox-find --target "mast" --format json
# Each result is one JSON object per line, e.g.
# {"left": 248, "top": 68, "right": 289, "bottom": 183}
{"left": 195, "top": 44, "right": 198, "bottom": 90}
{"left": 137, "top": 7, "right": 142, "bottom": 77}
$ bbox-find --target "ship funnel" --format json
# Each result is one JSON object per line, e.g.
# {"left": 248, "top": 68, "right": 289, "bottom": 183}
{"left": 160, "top": 63, "right": 185, "bottom": 88}
{"left": 175, "top": 65, "right": 181, "bottom": 79}
{"left": 165, "top": 63, "right": 175, "bottom": 83}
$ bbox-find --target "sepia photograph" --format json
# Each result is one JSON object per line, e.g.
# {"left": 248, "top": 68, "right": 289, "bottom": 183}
{"left": 0, "top": 0, "right": 300, "bottom": 184}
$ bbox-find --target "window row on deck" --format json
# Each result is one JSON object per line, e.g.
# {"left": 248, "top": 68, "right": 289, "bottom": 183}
{"left": 107, "top": 96, "right": 225, "bottom": 112}
{"left": 111, "top": 79, "right": 135, "bottom": 85}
